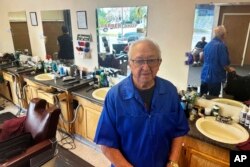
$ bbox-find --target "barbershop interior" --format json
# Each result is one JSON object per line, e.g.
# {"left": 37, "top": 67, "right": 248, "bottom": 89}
{"left": 0, "top": 0, "right": 250, "bottom": 167}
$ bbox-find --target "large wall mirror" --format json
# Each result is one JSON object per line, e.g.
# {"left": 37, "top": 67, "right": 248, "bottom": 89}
{"left": 41, "top": 9, "right": 72, "bottom": 59}
{"left": 96, "top": 6, "right": 148, "bottom": 76}
{"left": 8, "top": 11, "right": 32, "bottom": 55}
{"left": 188, "top": 3, "right": 250, "bottom": 99}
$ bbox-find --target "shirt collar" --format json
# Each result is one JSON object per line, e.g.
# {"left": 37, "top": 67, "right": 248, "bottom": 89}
{"left": 120, "top": 75, "right": 168, "bottom": 100}
{"left": 213, "top": 37, "right": 223, "bottom": 42}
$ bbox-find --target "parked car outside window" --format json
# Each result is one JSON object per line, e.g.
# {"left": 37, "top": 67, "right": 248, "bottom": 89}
{"left": 117, "top": 32, "right": 142, "bottom": 43}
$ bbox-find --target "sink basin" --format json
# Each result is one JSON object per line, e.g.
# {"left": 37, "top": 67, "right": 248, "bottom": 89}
{"left": 212, "top": 98, "right": 246, "bottom": 108}
{"left": 92, "top": 87, "right": 110, "bottom": 101}
{"left": 34, "top": 73, "right": 54, "bottom": 81}
{"left": 196, "top": 116, "right": 249, "bottom": 144}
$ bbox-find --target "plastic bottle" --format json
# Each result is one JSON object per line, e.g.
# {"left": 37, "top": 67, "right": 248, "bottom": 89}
{"left": 180, "top": 96, "right": 188, "bottom": 118}
{"left": 44, "top": 59, "right": 48, "bottom": 73}
{"left": 239, "top": 106, "right": 248, "bottom": 125}
{"left": 244, "top": 107, "right": 250, "bottom": 127}
{"left": 59, "top": 64, "right": 65, "bottom": 77}
{"left": 48, "top": 58, "right": 53, "bottom": 72}
{"left": 50, "top": 60, "right": 57, "bottom": 72}
{"left": 211, "top": 105, "right": 220, "bottom": 117}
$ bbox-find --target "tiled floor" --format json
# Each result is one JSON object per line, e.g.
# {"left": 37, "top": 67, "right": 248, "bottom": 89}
{"left": 0, "top": 96, "right": 110, "bottom": 167}
{"left": 56, "top": 133, "right": 110, "bottom": 167}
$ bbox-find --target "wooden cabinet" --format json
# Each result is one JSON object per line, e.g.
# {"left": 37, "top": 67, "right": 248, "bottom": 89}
{"left": 2, "top": 71, "right": 27, "bottom": 108}
{"left": 179, "top": 136, "right": 230, "bottom": 167}
{"left": 24, "top": 79, "right": 72, "bottom": 133}
{"left": 85, "top": 106, "right": 101, "bottom": 140}
{"left": 0, "top": 71, "right": 11, "bottom": 100}
{"left": 74, "top": 103, "right": 85, "bottom": 137}
{"left": 24, "top": 79, "right": 56, "bottom": 104}
{"left": 73, "top": 96, "right": 102, "bottom": 142}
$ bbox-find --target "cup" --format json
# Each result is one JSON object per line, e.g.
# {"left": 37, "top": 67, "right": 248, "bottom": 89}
{"left": 205, "top": 108, "right": 211, "bottom": 116}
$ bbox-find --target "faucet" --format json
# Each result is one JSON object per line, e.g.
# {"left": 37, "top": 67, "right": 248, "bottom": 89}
{"left": 215, "top": 114, "right": 233, "bottom": 124}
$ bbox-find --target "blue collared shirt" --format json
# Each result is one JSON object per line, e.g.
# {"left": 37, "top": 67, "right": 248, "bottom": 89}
{"left": 94, "top": 75, "right": 189, "bottom": 167}
{"left": 201, "top": 37, "right": 230, "bottom": 83}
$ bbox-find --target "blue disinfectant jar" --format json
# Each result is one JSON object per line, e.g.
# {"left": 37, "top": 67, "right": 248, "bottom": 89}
{"left": 59, "top": 65, "right": 65, "bottom": 76}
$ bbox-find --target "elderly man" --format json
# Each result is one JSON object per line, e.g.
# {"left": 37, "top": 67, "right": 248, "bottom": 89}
{"left": 94, "top": 39, "right": 189, "bottom": 167}
{"left": 200, "top": 25, "right": 235, "bottom": 97}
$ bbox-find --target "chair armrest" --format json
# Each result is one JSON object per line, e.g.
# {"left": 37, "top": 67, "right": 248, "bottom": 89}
{"left": 0, "top": 139, "right": 53, "bottom": 167}
{"left": 114, "top": 54, "right": 127, "bottom": 60}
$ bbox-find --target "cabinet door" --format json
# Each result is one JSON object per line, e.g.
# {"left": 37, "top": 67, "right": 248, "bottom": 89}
{"left": 25, "top": 85, "right": 35, "bottom": 104}
{"left": 181, "top": 136, "right": 230, "bottom": 167}
{"left": 74, "top": 104, "right": 85, "bottom": 137}
{"left": 85, "top": 106, "right": 101, "bottom": 141}
{"left": 9, "top": 81, "right": 20, "bottom": 107}
{"left": 0, "top": 80, "right": 11, "bottom": 100}
{"left": 2, "top": 72, "right": 19, "bottom": 105}
{"left": 186, "top": 147, "right": 229, "bottom": 167}
{"left": 58, "top": 100, "right": 71, "bottom": 133}
{"left": 179, "top": 145, "right": 188, "bottom": 167}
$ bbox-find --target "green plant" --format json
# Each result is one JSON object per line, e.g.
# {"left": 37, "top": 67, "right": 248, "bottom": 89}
{"left": 185, "top": 91, "right": 198, "bottom": 105}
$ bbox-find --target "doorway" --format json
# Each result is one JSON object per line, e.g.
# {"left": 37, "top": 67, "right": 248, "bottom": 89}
{"left": 222, "top": 14, "right": 250, "bottom": 65}
{"left": 41, "top": 10, "right": 72, "bottom": 57}
{"left": 9, "top": 11, "right": 32, "bottom": 55}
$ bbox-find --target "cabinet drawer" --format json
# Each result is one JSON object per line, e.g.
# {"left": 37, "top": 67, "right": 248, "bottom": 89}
{"left": 25, "top": 79, "right": 56, "bottom": 93}
{"left": 37, "top": 90, "right": 67, "bottom": 105}
{"left": 3, "top": 72, "right": 14, "bottom": 83}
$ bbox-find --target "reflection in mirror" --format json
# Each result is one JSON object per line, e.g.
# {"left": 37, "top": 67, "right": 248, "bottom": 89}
{"left": 188, "top": 3, "right": 250, "bottom": 101}
{"left": 96, "top": 6, "right": 148, "bottom": 76}
{"left": 41, "top": 10, "right": 73, "bottom": 61}
{"left": 8, "top": 11, "right": 32, "bottom": 55}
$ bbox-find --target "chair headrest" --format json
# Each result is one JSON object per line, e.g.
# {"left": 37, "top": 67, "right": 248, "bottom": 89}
{"left": 24, "top": 98, "right": 61, "bottom": 143}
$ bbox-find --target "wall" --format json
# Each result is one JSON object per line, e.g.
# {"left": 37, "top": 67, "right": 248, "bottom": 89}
{"left": 0, "top": 0, "right": 249, "bottom": 90}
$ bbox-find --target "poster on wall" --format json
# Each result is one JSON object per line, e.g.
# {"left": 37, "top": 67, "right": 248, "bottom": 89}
{"left": 77, "top": 11, "right": 88, "bottom": 29}
{"left": 77, "top": 34, "right": 92, "bottom": 41}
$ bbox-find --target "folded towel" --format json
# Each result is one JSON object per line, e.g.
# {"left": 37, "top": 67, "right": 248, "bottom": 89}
{"left": 237, "top": 138, "right": 250, "bottom": 151}
{"left": 0, "top": 116, "right": 26, "bottom": 142}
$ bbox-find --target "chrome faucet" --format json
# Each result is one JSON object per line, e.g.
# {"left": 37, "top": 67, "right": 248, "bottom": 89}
{"left": 215, "top": 115, "right": 233, "bottom": 124}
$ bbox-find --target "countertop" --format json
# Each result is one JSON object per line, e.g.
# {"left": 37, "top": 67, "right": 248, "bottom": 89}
{"left": 6, "top": 66, "right": 34, "bottom": 75}
{"left": 1, "top": 65, "right": 244, "bottom": 151}
{"left": 72, "top": 87, "right": 242, "bottom": 151}
{"left": 71, "top": 85, "right": 104, "bottom": 105}
{"left": 0, "top": 63, "right": 16, "bottom": 70}
{"left": 23, "top": 74, "right": 94, "bottom": 92}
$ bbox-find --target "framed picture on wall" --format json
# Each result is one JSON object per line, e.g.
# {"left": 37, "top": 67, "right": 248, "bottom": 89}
{"left": 77, "top": 11, "right": 88, "bottom": 29}
{"left": 30, "top": 12, "right": 38, "bottom": 26}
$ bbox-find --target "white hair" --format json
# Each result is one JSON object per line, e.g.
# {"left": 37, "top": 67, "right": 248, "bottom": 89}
{"left": 214, "top": 25, "right": 227, "bottom": 38}
{"left": 128, "top": 38, "right": 161, "bottom": 59}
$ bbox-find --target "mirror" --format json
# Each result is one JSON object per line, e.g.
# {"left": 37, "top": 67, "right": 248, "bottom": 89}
{"left": 96, "top": 6, "right": 148, "bottom": 76}
{"left": 41, "top": 10, "right": 73, "bottom": 60}
{"left": 188, "top": 3, "right": 250, "bottom": 100}
{"left": 8, "top": 11, "right": 32, "bottom": 55}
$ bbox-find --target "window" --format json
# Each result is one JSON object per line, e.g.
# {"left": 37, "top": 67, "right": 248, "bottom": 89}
{"left": 96, "top": 6, "right": 148, "bottom": 75}
{"left": 191, "top": 4, "right": 214, "bottom": 49}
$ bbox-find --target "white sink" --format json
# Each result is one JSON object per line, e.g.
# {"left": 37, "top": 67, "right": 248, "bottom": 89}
{"left": 212, "top": 98, "right": 246, "bottom": 108}
{"left": 196, "top": 116, "right": 249, "bottom": 144}
{"left": 92, "top": 87, "right": 110, "bottom": 101}
{"left": 34, "top": 73, "right": 54, "bottom": 81}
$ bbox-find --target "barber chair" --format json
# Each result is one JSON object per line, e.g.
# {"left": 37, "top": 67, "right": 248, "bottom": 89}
{"left": 0, "top": 98, "right": 61, "bottom": 167}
